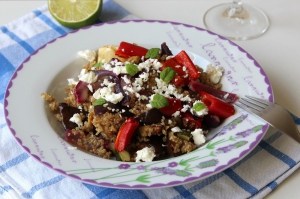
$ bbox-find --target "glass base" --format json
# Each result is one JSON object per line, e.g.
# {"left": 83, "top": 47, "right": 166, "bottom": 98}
{"left": 203, "top": 3, "right": 270, "bottom": 40}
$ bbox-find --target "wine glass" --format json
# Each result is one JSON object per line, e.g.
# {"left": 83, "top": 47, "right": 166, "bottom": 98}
{"left": 203, "top": 0, "right": 269, "bottom": 40}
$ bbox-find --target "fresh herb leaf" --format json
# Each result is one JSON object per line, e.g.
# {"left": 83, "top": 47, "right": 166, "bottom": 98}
{"left": 93, "top": 98, "right": 106, "bottom": 106}
{"left": 92, "top": 62, "right": 103, "bottom": 69}
{"left": 151, "top": 94, "right": 169, "bottom": 109}
{"left": 193, "top": 102, "right": 206, "bottom": 112}
{"left": 160, "top": 67, "right": 176, "bottom": 83}
{"left": 145, "top": 48, "right": 160, "bottom": 59}
{"left": 126, "top": 63, "right": 139, "bottom": 76}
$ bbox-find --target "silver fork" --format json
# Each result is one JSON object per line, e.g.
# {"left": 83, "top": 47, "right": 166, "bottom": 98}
{"left": 235, "top": 96, "right": 300, "bottom": 143}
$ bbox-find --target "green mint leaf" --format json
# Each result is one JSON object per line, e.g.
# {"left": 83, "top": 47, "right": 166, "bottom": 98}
{"left": 145, "top": 48, "right": 160, "bottom": 59}
{"left": 151, "top": 94, "right": 169, "bottom": 109}
{"left": 192, "top": 102, "right": 206, "bottom": 112}
{"left": 92, "top": 62, "right": 103, "bottom": 69}
{"left": 93, "top": 98, "right": 106, "bottom": 106}
{"left": 160, "top": 67, "right": 176, "bottom": 83}
{"left": 126, "top": 63, "right": 139, "bottom": 76}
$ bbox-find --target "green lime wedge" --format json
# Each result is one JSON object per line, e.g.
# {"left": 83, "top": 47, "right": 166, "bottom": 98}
{"left": 48, "top": 0, "right": 102, "bottom": 29}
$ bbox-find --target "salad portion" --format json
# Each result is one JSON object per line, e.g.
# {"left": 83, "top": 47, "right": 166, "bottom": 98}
{"left": 41, "top": 41, "right": 237, "bottom": 162}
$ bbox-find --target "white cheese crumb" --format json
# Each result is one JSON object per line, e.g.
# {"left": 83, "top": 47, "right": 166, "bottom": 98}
{"left": 166, "top": 55, "right": 174, "bottom": 60}
{"left": 106, "top": 93, "right": 124, "bottom": 104}
{"left": 69, "top": 113, "right": 83, "bottom": 127}
{"left": 102, "top": 61, "right": 127, "bottom": 75}
{"left": 78, "top": 69, "right": 87, "bottom": 79}
{"left": 77, "top": 50, "right": 96, "bottom": 62}
{"left": 87, "top": 84, "right": 93, "bottom": 92}
{"left": 171, "top": 126, "right": 182, "bottom": 132}
{"left": 121, "top": 75, "right": 131, "bottom": 84}
{"left": 172, "top": 111, "right": 180, "bottom": 117}
{"left": 181, "top": 104, "right": 190, "bottom": 113}
{"left": 79, "top": 71, "right": 98, "bottom": 83}
{"left": 67, "top": 146, "right": 77, "bottom": 150}
{"left": 67, "top": 78, "right": 78, "bottom": 85}
{"left": 93, "top": 87, "right": 124, "bottom": 104}
{"left": 206, "top": 64, "right": 223, "bottom": 84}
{"left": 191, "top": 129, "right": 206, "bottom": 146}
{"left": 224, "top": 93, "right": 229, "bottom": 99}
{"left": 135, "top": 147, "right": 156, "bottom": 162}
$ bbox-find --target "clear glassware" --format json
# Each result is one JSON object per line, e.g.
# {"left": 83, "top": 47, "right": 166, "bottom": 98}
{"left": 203, "top": 0, "right": 269, "bottom": 40}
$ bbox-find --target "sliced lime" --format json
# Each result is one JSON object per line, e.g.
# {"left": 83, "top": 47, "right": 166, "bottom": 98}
{"left": 48, "top": 0, "right": 102, "bottom": 29}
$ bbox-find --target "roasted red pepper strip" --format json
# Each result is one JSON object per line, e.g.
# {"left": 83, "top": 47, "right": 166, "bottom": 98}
{"left": 161, "top": 58, "right": 189, "bottom": 86}
{"left": 114, "top": 117, "right": 139, "bottom": 152}
{"left": 159, "top": 98, "right": 182, "bottom": 117}
{"left": 172, "top": 75, "right": 185, "bottom": 87}
{"left": 115, "top": 41, "right": 148, "bottom": 58}
{"left": 182, "top": 112, "right": 202, "bottom": 130}
{"left": 200, "top": 91, "right": 235, "bottom": 118}
{"left": 162, "top": 58, "right": 186, "bottom": 77}
{"left": 174, "top": 50, "right": 200, "bottom": 80}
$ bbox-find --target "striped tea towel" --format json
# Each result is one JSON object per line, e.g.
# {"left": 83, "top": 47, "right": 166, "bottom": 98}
{"left": 1, "top": 1, "right": 300, "bottom": 198}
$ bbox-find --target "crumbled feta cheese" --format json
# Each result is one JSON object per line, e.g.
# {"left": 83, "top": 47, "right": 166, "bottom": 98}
{"left": 121, "top": 75, "right": 131, "bottom": 84}
{"left": 152, "top": 59, "right": 163, "bottom": 70}
{"left": 93, "top": 87, "right": 124, "bottom": 104}
{"left": 67, "top": 78, "right": 78, "bottom": 85}
{"left": 102, "top": 78, "right": 116, "bottom": 88}
{"left": 224, "top": 93, "right": 229, "bottom": 99}
{"left": 135, "top": 147, "right": 156, "bottom": 162}
{"left": 77, "top": 50, "right": 96, "bottom": 62}
{"left": 139, "top": 95, "right": 148, "bottom": 100}
{"left": 69, "top": 113, "right": 83, "bottom": 127}
{"left": 171, "top": 126, "right": 182, "bottom": 132}
{"left": 106, "top": 93, "right": 124, "bottom": 104}
{"left": 67, "top": 146, "right": 77, "bottom": 150}
{"left": 172, "top": 111, "right": 180, "bottom": 117}
{"left": 93, "top": 87, "right": 111, "bottom": 99}
{"left": 102, "top": 61, "right": 127, "bottom": 75}
{"left": 78, "top": 69, "right": 87, "bottom": 79}
{"left": 166, "top": 55, "right": 174, "bottom": 60}
{"left": 151, "top": 78, "right": 191, "bottom": 102}
{"left": 191, "top": 129, "right": 206, "bottom": 146}
{"left": 179, "top": 95, "right": 192, "bottom": 102}
{"left": 79, "top": 71, "right": 98, "bottom": 83}
{"left": 87, "top": 84, "right": 93, "bottom": 92}
{"left": 206, "top": 64, "right": 223, "bottom": 84}
{"left": 181, "top": 104, "right": 190, "bottom": 113}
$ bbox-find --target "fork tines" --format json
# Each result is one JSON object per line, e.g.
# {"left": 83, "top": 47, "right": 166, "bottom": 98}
{"left": 235, "top": 95, "right": 270, "bottom": 114}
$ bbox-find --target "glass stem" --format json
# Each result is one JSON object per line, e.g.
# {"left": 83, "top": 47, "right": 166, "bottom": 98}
{"left": 231, "top": 0, "right": 244, "bottom": 14}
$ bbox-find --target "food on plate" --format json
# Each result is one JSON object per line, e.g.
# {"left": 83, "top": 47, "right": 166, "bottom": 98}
{"left": 41, "top": 41, "right": 237, "bottom": 162}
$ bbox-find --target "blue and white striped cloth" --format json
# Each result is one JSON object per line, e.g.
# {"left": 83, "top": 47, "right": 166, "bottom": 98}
{"left": 1, "top": 1, "right": 300, "bottom": 198}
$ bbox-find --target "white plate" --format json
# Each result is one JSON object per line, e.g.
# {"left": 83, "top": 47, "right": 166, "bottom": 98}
{"left": 4, "top": 20, "right": 273, "bottom": 189}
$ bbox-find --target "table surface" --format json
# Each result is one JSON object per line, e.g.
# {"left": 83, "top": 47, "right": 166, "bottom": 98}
{"left": 0, "top": 0, "right": 299, "bottom": 198}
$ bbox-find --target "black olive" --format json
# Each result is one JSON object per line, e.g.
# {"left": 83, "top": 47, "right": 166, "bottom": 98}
{"left": 135, "top": 108, "right": 163, "bottom": 125}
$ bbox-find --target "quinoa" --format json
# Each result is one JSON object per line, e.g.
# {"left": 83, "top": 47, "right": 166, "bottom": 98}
{"left": 42, "top": 42, "right": 233, "bottom": 162}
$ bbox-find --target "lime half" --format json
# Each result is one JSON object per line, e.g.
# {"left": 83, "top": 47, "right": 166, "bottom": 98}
{"left": 48, "top": 0, "right": 102, "bottom": 29}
